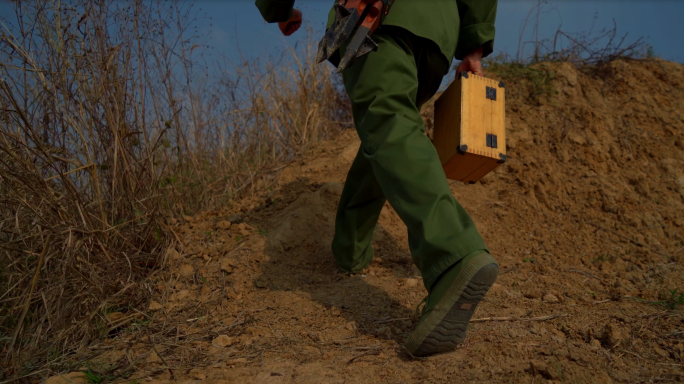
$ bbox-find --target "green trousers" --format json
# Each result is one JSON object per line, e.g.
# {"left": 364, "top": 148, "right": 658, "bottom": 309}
{"left": 332, "top": 27, "right": 488, "bottom": 292}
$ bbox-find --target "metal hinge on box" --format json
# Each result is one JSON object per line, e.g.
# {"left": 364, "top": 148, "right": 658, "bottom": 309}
{"left": 486, "top": 134, "right": 498, "bottom": 148}
{"left": 486, "top": 86, "right": 497, "bottom": 100}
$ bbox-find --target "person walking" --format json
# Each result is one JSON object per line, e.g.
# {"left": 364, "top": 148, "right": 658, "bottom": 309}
{"left": 256, "top": 0, "right": 499, "bottom": 357}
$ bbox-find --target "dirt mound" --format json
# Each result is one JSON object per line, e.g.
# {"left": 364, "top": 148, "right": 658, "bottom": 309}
{"left": 59, "top": 59, "right": 684, "bottom": 383}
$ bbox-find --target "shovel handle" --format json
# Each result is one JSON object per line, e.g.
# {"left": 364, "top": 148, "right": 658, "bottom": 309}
{"left": 361, "top": 1, "right": 383, "bottom": 33}
{"left": 337, "top": 0, "right": 386, "bottom": 34}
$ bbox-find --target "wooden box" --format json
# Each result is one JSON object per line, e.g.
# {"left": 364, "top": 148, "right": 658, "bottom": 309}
{"left": 433, "top": 72, "right": 506, "bottom": 183}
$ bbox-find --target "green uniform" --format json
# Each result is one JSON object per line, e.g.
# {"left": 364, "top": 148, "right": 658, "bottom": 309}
{"left": 255, "top": 0, "right": 497, "bottom": 64}
{"left": 255, "top": 0, "right": 498, "bottom": 291}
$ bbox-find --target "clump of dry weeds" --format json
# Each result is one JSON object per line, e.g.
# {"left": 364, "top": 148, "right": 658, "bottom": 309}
{"left": 0, "top": 0, "right": 348, "bottom": 380}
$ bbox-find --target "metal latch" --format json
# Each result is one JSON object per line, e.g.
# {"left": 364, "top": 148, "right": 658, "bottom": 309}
{"left": 486, "top": 134, "right": 498, "bottom": 148}
{"left": 486, "top": 86, "right": 497, "bottom": 101}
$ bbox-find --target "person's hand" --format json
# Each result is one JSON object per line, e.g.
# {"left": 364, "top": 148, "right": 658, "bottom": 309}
{"left": 278, "top": 9, "right": 302, "bottom": 36}
{"left": 456, "top": 46, "right": 484, "bottom": 76}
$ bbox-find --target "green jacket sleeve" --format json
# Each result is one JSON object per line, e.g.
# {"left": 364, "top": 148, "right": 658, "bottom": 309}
{"left": 454, "top": 0, "right": 497, "bottom": 60}
{"left": 255, "top": 0, "right": 295, "bottom": 23}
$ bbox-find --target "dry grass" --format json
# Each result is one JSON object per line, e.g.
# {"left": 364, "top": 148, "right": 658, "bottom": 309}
{"left": 510, "top": 0, "right": 650, "bottom": 66}
{"left": 0, "top": 0, "right": 655, "bottom": 381}
{"left": 0, "top": 0, "right": 349, "bottom": 379}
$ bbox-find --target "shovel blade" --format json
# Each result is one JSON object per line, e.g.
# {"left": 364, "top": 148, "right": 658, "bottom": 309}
{"left": 337, "top": 26, "right": 377, "bottom": 73}
{"left": 315, "top": 4, "right": 359, "bottom": 64}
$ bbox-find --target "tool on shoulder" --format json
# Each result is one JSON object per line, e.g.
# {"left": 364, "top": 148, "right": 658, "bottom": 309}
{"left": 316, "top": 0, "right": 394, "bottom": 72}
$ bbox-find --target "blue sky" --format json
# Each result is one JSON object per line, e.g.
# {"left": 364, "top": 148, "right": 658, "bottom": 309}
{"left": 192, "top": 0, "right": 684, "bottom": 65}
{"left": 1, "top": 1, "right": 682, "bottom": 67}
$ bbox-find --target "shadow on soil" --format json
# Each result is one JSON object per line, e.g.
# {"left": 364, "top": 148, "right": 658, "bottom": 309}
{"left": 250, "top": 178, "right": 420, "bottom": 346}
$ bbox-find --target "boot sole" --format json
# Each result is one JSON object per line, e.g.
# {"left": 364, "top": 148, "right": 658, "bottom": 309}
{"left": 403, "top": 253, "right": 499, "bottom": 357}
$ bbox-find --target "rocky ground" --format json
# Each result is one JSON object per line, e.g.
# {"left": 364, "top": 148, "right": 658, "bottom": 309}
{"left": 47, "top": 59, "right": 684, "bottom": 383}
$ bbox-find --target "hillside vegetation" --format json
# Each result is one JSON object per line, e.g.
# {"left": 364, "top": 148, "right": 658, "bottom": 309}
{"left": 2, "top": 1, "right": 683, "bottom": 383}
{"left": 41, "top": 58, "right": 684, "bottom": 384}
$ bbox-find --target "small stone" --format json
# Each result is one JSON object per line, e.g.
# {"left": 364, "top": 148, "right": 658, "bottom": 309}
{"left": 227, "top": 214, "right": 243, "bottom": 224}
{"left": 212, "top": 335, "right": 236, "bottom": 348}
{"left": 376, "top": 326, "right": 392, "bottom": 338}
{"left": 179, "top": 264, "right": 194, "bottom": 278}
{"left": 168, "top": 218, "right": 178, "bottom": 225}
{"left": 404, "top": 278, "right": 419, "bottom": 287}
{"left": 148, "top": 301, "right": 163, "bottom": 311}
{"left": 216, "top": 220, "right": 232, "bottom": 230}
{"left": 107, "top": 312, "right": 125, "bottom": 322}
{"left": 200, "top": 285, "right": 211, "bottom": 296}
{"left": 543, "top": 293, "right": 559, "bottom": 303}
{"left": 220, "top": 258, "right": 235, "bottom": 273}
{"left": 527, "top": 360, "right": 547, "bottom": 374}
{"left": 307, "top": 331, "right": 322, "bottom": 342}
{"left": 528, "top": 360, "right": 560, "bottom": 380}
{"left": 554, "top": 348, "right": 570, "bottom": 359}
{"left": 171, "top": 289, "right": 191, "bottom": 301}
{"left": 374, "top": 257, "right": 383, "bottom": 264}
{"left": 602, "top": 323, "right": 624, "bottom": 348}
{"left": 524, "top": 289, "right": 543, "bottom": 300}
{"left": 184, "top": 215, "right": 194, "bottom": 223}
{"left": 145, "top": 350, "right": 162, "bottom": 364}
{"left": 590, "top": 338, "right": 602, "bottom": 349}
{"left": 45, "top": 372, "right": 88, "bottom": 384}
{"left": 226, "top": 357, "right": 248, "bottom": 365}
{"left": 166, "top": 248, "right": 180, "bottom": 261}
{"left": 189, "top": 369, "right": 206, "bottom": 380}
{"left": 653, "top": 345, "right": 670, "bottom": 358}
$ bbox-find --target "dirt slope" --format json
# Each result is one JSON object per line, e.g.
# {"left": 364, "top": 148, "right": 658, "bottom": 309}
{"left": 65, "top": 59, "right": 684, "bottom": 384}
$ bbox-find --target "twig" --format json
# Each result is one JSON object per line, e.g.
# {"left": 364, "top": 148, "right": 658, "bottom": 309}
{"left": 348, "top": 346, "right": 386, "bottom": 351}
{"left": 399, "top": 345, "right": 427, "bottom": 361}
{"left": 0, "top": 369, "right": 49, "bottom": 384}
{"left": 6, "top": 234, "right": 50, "bottom": 360}
{"left": 146, "top": 329, "right": 174, "bottom": 380}
{"left": 347, "top": 350, "right": 380, "bottom": 364}
{"left": 44, "top": 163, "right": 94, "bottom": 181}
{"left": 636, "top": 225, "right": 665, "bottom": 231}
{"left": 566, "top": 267, "right": 603, "bottom": 281}
{"left": 593, "top": 299, "right": 611, "bottom": 305}
{"left": 317, "top": 338, "right": 362, "bottom": 346}
{"left": 373, "top": 317, "right": 411, "bottom": 324}
{"left": 618, "top": 349, "right": 642, "bottom": 359}
{"left": 673, "top": 246, "right": 684, "bottom": 256}
{"left": 338, "top": 343, "right": 385, "bottom": 351}
{"left": 587, "top": 221, "right": 673, "bottom": 259}
{"left": 106, "top": 313, "right": 141, "bottom": 333}
{"left": 159, "top": 222, "right": 183, "bottom": 246}
{"left": 500, "top": 266, "right": 519, "bottom": 276}
{"left": 470, "top": 313, "right": 569, "bottom": 323}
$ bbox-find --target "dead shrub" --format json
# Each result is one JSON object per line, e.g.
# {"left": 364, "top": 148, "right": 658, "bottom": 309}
{"left": 0, "top": 0, "right": 348, "bottom": 379}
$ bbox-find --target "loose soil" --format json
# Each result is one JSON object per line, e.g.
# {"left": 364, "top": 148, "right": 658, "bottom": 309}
{"left": 57, "top": 59, "right": 684, "bottom": 384}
